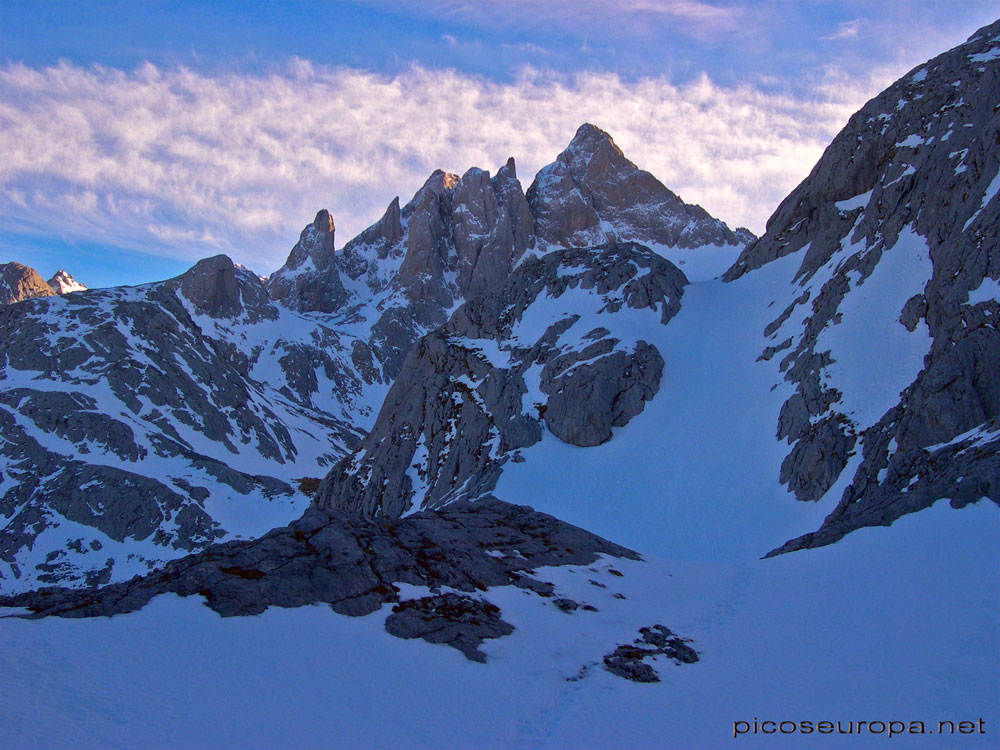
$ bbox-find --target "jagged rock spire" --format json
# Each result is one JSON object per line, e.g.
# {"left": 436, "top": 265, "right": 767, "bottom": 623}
{"left": 266, "top": 209, "right": 349, "bottom": 313}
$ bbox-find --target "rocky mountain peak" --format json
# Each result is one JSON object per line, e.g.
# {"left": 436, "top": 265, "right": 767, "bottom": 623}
{"left": 177, "top": 254, "right": 276, "bottom": 321}
{"left": 266, "top": 208, "right": 349, "bottom": 314}
{"left": 563, "top": 122, "right": 628, "bottom": 169}
{"left": 498, "top": 156, "right": 516, "bottom": 177}
{"left": 492, "top": 157, "right": 521, "bottom": 196}
{"left": 403, "top": 170, "right": 460, "bottom": 217}
{"left": 178, "top": 254, "right": 242, "bottom": 318}
{"left": 339, "top": 196, "right": 405, "bottom": 279}
{"left": 0, "top": 262, "right": 56, "bottom": 305}
{"left": 527, "top": 124, "right": 753, "bottom": 251}
{"left": 46, "top": 270, "right": 86, "bottom": 294}
{"left": 284, "top": 209, "right": 337, "bottom": 274}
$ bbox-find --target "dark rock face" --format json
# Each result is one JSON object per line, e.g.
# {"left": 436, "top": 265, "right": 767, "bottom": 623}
{"left": 453, "top": 161, "right": 534, "bottom": 301}
{"left": 528, "top": 124, "right": 754, "bottom": 251}
{"left": 0, "top": 497, "right": 639, "bottom": 662}
{"left": 0, "top": 262, "right": 55, "bottom": 305}
{"left": 385, "top": 594, "right": 514, "bottom": 663}
{"left": 602, "top": 625, "right": 699, "bottom": 683}
{"left": 542, "top": 340, "right": 664, "bottom": 447}
{"left": 316, "top": 241, "right": 686, "bottom": 517}
{"left": 720, "top": 19, "right": 1000, "bottom": 549}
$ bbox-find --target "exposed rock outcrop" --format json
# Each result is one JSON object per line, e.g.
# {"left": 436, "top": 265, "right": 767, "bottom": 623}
{"left": 174, "top": 254, "right": 278, "bottom": 322}
{"left": 0, "top": 262, "right": 54, "bottom": 305}
{"left": 601, "top": 624, "right": 699, "bottom": 682}
{"left": 384, "top": 594, "right": 514, "bottom": 663}
{"left": 0, "top": 497, "right": 640, "bottom": 662}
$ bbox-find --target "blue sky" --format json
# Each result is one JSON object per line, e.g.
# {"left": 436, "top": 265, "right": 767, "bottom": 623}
{"left": 2, "top": 1, "right": 998, "bottom": 287}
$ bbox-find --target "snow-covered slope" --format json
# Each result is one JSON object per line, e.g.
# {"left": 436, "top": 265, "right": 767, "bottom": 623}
{"left": 1, "top": 481, "right": 996, "bottom": 748}
{"left": 725, "top": 18, "right": 1000, "bottom": 552}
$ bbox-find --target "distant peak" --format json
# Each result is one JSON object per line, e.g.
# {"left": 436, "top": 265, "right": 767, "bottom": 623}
{"left": 47, "top": 270, "right": 87, "bottom": 294}
{"left": 554, "top": 123, "right": 630, "bottom": 172}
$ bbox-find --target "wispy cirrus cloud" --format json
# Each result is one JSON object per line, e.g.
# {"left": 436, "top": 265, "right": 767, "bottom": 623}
{"left": 0, "top": 59, "right": 896, "bottom": 273}
{"left": 824, "top": 18, "right": 864, "bottom": 41}
{"left": 365, "top": 0, "right": 749, "bottom": 40}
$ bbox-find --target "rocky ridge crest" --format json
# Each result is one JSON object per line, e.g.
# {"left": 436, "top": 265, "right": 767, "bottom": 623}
{"left": 723, "top": 20, "right": 1000, "bottom": 551}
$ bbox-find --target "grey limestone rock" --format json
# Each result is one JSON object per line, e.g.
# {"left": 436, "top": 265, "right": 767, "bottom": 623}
{"left": 721, "top": 18, "right": 1000, "bottom": 549}
{"left": 0, "top": 497, "right": 639, "bottom": 662}
{"left": 384, "top": 593, "right": 514, "bottom": 662}
{"left": 528, "top": 123, "right": 753, "bottom": 251}
{"left": 541, "top": 340, "right": 664, "bottom": 447}
{"left": 602, "top": 624, "right": 699, "bottom": 683}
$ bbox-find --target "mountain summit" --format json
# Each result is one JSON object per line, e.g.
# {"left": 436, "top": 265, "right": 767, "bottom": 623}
{"left": 46, "top": 270, "right": 86, "bottom": 294}
{"left": 0, "top": 262, "right": 56, "bottom": 305}
{"left": 528, "top": 123, "right": 754, "bottom": 250}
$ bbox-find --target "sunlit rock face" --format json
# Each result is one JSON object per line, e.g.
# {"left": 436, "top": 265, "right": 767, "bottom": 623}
{"left": 46, "top": 270, "right": 86, "bottom": 295}
{"left": 0, "top": 262, "right": 55, "bottom": 305}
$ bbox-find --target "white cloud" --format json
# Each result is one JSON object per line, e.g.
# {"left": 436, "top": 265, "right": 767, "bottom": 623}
{"left": 0, "top": 60, "right": 896, "bottom": 273}
{"left": 824, "top": 19, "right": 864, "bottom": 41}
